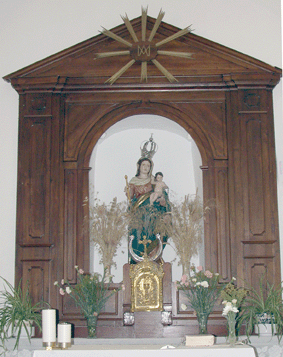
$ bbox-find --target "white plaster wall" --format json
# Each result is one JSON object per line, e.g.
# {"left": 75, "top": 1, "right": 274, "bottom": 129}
{"left": 0, "top": 0, "right": 282, "bottom": 290}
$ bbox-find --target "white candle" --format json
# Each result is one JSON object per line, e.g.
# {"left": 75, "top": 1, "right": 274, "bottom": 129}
{"left": 58, "top": 322, "right": 71, "bottom": 344}
{"left": 42, "top": 309, "right": 56, "bottom": 343}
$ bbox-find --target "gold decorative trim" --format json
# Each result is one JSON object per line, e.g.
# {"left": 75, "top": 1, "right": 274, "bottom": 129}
{"left": 94, "top": 7, "right": 193, "bottom": 84}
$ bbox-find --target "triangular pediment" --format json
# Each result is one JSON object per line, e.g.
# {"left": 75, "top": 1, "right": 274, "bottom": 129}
{"left": 4, "top": 13, "right": 281, "bottom": 90}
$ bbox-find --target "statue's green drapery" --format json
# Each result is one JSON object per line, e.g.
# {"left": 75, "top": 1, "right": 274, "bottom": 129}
{"left": 127, "top": 157, "right": 170, "bottom": 262}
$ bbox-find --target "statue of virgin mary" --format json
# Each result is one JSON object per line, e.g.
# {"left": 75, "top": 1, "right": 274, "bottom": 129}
{"left": 125, "top": 135, "right": 170, "bottom": 263}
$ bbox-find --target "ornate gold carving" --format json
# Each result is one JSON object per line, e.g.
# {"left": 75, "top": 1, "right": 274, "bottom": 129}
{"left": 129, "top": 237, "right": 164, "bottom": 311}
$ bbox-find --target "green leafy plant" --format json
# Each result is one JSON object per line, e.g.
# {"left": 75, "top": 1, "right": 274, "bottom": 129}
{"left": 238, "top": 275, "right": 283, "bottom": 341}
{"left": 0, "top": 277, "right": 48, "bottom": 351}
{"left": 54, "top": 266, "right": 121, "bottom": 337}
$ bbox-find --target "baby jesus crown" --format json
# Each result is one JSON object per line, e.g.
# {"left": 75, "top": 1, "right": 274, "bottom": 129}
{"left": 140, "top": 134, "right": 158, "bottom": 160}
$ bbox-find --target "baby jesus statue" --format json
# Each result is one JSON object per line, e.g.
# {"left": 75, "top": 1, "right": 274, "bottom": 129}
{"left": 150, "top": 172, "right": 168, "bottom": 206}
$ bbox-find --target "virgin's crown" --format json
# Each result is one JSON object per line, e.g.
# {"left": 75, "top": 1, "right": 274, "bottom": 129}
{"left": 140, "top": 134, "right": 158, "bottom": 160}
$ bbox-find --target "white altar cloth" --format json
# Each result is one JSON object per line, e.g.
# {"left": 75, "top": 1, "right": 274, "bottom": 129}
{"left": 33, "top": 344, "right": 256, "bottom": 357}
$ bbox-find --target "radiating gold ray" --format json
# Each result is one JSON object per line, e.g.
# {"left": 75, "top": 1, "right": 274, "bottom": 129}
{"left": 152, "top": 59, "right": 178, "bottom": 83}
{"left": 105, "top": 59, "right": 135, "bottom": 85}
{"left": 95, "top": 51, "right": 130, "bottom": 59}
{"left": 101, "top": 27, "right": 132, "bottom": 47}
{"left": 96, "top": 9, "right": 193, "bottom": 84}
{"left": 141, "top": 6, "right": 148, "bottom": 41}
{"left": 157, "top": 50, "right": 193, "bottom": 59}
{"left": 148, "top": 9, "right": 165, "bottom": 42}
{"left": 155, "top": 27, "right": 191, "bottom": 47}
{"left": 141, "top": 62, "right": 147, "bottom": 82}
{"left": 121, "top": 14, "right": 139, "bottom": 42}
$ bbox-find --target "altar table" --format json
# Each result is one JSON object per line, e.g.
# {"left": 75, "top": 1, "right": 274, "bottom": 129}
{"left": 33, "top": 344, "right": 256, "bottom": 357}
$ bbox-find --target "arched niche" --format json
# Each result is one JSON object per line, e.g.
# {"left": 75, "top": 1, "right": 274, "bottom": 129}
{"left": 88, "top": 114, "right": 203, "bottom": 282}
{"left": 72, "top": 100, "right": 220, "bottom": 282}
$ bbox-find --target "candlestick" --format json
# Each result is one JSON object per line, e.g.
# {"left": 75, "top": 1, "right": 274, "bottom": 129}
{"left": 58, "top": 322, "right": 72, "bottom": 349}
{"left": 42, "top": 309, "right": 56, "bottom": 349}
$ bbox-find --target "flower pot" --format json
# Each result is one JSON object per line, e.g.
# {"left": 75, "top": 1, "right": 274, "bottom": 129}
{"left": 254, "top": 323, "right": 273, "bottom": 336}
{"left": 255, "top": 313, "right": 275, "bottom": 336}
{"left": 9, "top": 320, "right": 35, "bottom": 338}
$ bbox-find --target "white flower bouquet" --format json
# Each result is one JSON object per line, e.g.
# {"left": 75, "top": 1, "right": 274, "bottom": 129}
{"left": 220, "top": 279, "right": 247, "bottom": 344}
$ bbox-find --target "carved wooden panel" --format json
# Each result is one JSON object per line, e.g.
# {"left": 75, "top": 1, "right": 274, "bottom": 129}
{"left": 245, "top": 259, "right": 276, "bottom": 289}
{"left": 64, "top": 169, "right": 78, "bottom": 283}
{"left": 238, "top": 89, "right": 268, "bottom": 112}
{"left": 63, "top": 167, "right": 90, "bottom": 284}
{"left": 246, "top": 116, "right": 265, "bottom": 236}
{"left": 20, "top": 116, "right": 51, "bottom": 245}
{"left": 214, "top": 161, "right": 230, "bottom": 281}
{"left": 175, "top": 100, "right": 227, "bottom": 159}
{"left": 240, "top": 109, "right": 275, "bottom": 242}
{"left": 27, "top": 93, "right": 52, "bottom": 116}
{"left": 64, "top": 102, "right": 110, "bottom": 161}
{"left": 22, "top": 260, "right": 50, "bottom": 304}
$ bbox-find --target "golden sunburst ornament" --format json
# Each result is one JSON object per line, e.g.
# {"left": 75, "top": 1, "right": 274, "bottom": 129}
{"left": 95, "top": 7, "right": 193, "bottom": 84}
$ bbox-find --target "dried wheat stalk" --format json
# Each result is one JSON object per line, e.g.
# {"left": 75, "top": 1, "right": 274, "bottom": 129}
{"left": 88, "top": 197, "right": 129, "bottom": 270}
{"left": 164, "top": 193, "right": 211, "bottom": 275}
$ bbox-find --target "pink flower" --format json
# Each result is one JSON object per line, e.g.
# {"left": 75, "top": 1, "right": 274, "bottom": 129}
{"left": 181, "top": 275, "right": 187, "bottom": 284}
{"left": 204, "top": 270, "right": 213, "bottom": 278}
{"left": 197, "top": 266, "right": 203, "bottom": 271}
{"left": 61, "top": 279, "right": 65, "bottom": 285}
{"left": 121, "top": 284, "right": 125, "bottom": 291}
{"left": 93, "top": 312, "right": 98, "bottom": 316}
{"left": 79, "top": 269, "right": 84, "bottom": 274}
{"left": 59, "top": 288, "right": 65, "bottom": 296}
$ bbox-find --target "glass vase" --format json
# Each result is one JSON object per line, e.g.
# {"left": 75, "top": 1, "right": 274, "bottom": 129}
{"left": 86, "top": 315, "right": 98, "bottom": 338}
{"left": 226, "top": 312, "right": 237, "bottom": 346}
{"left": 197, "top": 312, "right": 209, "bottom": 334}
{"left": 104, "top": 265, "right": 112, "bottom": 283}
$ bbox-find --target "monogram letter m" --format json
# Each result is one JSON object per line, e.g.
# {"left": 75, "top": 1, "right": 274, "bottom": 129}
{"left": 138, "top": 45, "right": 150, "bottom": 56}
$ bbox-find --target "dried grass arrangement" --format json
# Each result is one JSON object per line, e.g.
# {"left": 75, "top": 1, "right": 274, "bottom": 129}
{"left": 165, "top": 193, "right": 211, "bottom": 276}
{"left": 87, "top": 197, "right": 129, "bottom": 272}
